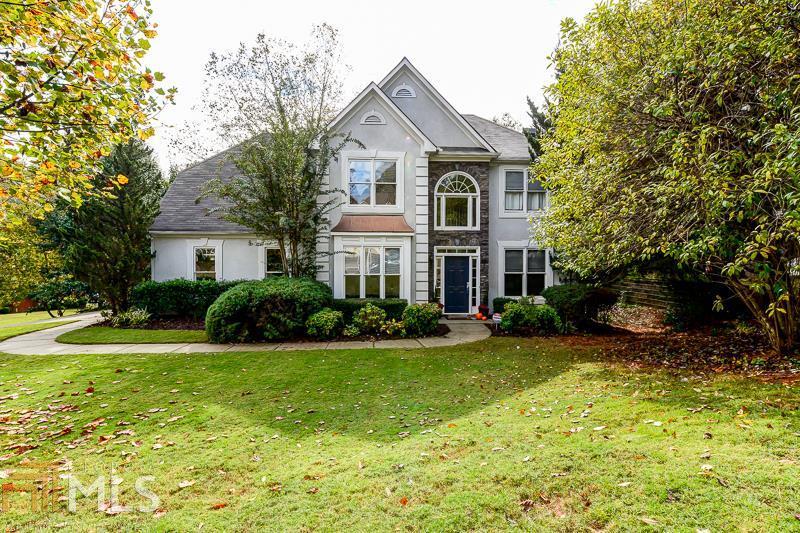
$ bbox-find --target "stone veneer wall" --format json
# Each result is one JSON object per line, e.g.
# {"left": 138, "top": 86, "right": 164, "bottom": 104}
{"left": 427, "top": 161, "right": 490, "bottom": 307}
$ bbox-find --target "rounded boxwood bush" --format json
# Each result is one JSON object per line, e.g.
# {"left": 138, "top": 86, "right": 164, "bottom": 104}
{"left": 205, "top": 277, "right": 332, "bottom": 343}
{"left": 402, "top": 303, "right": 442, "bottom": 337}
{"left": 500, "top": 302, "right": 561, "bottom": 335}
{"left": 306, "top": 308, "right": 344, "bottom": 340}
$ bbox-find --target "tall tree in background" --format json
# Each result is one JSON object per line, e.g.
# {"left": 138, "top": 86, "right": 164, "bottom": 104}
{"left": 196, "top": 25, "right": 354, "bottom": 277}
{"left": 0, "top": 0, "right": 174, "bottom": 232}
{"left": 535, "top": 0, "right": 800, "bottom": 353}
{"left": 52, "top": 140, "right": 166, "bottom": 314}
{"left": 525, "top": 97, "right": 552, "bottom": 160}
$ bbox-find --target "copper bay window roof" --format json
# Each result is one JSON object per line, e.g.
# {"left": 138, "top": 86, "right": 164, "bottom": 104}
{"left": 331, "top": 215, "right": 414, "bottom": 234}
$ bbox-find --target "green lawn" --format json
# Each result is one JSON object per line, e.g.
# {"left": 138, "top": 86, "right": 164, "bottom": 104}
{"left": 0, "top": 309, "right": 78, "bottom": 327}
{"left": 0, "top": 337, "right": 798, "bottom": 530}
{"left": 56, "top": 326, "right": 208, "bottom": 344}
{"left": 0, "top": 320, "right": 78, "bottom": 342}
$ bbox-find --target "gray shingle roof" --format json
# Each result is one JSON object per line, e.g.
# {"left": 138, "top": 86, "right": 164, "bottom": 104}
{"left": 462, "top": 114, "right": 531, "bottom": 161}
{"left": 153, "top": 115, "right": 531, "bottom": 233}
{"left": 151, "top": 146, "right": 249, "bottom": 233}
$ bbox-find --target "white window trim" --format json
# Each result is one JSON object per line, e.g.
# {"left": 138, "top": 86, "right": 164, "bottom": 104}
{"left": 497, "top": 240, "right": 554, "bottom": 297}
{"left": 341, "top": 150, "right": 405, "bottom": 215}
{"left": 256, "top": 242, "right": 283, "bottom": 278}
{"left": 186, "top": 239, "right": 223, "bottom": 281}
{"left": 433, "top": 246, "right": 480, "bottom": 314}
{"left": 434, "top": 171, "right": 480, "bottom": 231}
{"left": 332, "top": 235, "right": 411, "bottom": 300}
{"left": 359, "top": 109, "right": 387, "bottom": 125}
{"left": 499, "top": 166, "right": 548, "bottom": 218}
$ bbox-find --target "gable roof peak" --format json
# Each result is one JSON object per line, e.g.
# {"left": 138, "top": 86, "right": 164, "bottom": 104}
{"left": 378, "top": 58, "right": 496, "bottom": 154}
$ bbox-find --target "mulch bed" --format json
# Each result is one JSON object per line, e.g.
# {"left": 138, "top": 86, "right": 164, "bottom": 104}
{"left": 97, "top": 317, "right": 206, "bottom": 330}
{"left": 97, "top": 318, "right": 450, "bottom": 343}
{"left": 599, "top": 326, "right": 800, "bottom": 378}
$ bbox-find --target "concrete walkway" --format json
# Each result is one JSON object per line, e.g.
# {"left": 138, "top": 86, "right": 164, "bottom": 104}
{"left": 0, "top": 313, "right": 491, "bottom": 355}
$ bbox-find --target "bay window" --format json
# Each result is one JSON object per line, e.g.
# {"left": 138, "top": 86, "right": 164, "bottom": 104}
{"left": 503, "top": 249, "right": 547, "bottom": 297}
{"left": 344, "top": 246, "right": 401, "bottom": 299}
{"left": 502, "top": 168, "right": 546, "bottom": 215}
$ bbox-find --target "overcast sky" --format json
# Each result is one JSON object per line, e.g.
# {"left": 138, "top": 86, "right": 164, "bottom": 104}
{"left": 146, "top": 0, "right": 599, "bottom": 168}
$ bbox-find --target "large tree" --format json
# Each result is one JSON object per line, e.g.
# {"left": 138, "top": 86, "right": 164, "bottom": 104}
{"left": 194, "top": 25, "right": 354, "bottom": 277}
{"left": 535, "top": 0, "right": 800, "bottom": 353}
{"left": 53, "top": 139, "right": 166, "bottom": 314}
{"left": 0, "top": 0, "right": 174, "bottom": 232}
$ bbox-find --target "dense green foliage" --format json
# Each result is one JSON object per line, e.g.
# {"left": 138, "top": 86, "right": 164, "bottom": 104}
{"left": 500, "top": 302, "right": 562, "bottom": 335}
{"left": 331, "top": 298, "right": 408, "bottom": 322}
{"left": 402, "top": 303, "right": 442, "bottom": 337}
{"left": 28, "top": 278, "right": 91, "bottom": 318}
{"left": 541, "top": 284, "right": 619, "bottom": 330}
{"left": 492, "top": 297, "right": 515, "bottom": 315}
{"left": 351, "top": 303, "right": 387, "bottom": 336}
{"left": 45, "top": 140, "right": 167, "bottom": 315}
{"left": 131, "top": 279, "right": 242, "bottom": 319}
{"left": 305, "top": 308, "right": 345, "bottom": 340}
{"left": 535, "top": 0, "right": 800, "bottom": 352}
{"left": 205, "top": 278, "right": 332, "bottom": 343}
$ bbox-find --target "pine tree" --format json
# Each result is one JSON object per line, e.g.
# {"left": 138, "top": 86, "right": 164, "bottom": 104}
{"left": 62, "top": 140, "right": 166, "bottom": 314}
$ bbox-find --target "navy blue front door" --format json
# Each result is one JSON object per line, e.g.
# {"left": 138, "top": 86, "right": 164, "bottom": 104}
{"left": 444, "top": 256, "right": 470, "bottom": 314}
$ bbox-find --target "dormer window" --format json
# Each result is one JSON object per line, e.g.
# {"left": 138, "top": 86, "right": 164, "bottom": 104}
{"left": 391, "top": 83, "right": 416, "bottom": 98}
{"left": 359, "top": 110, "right": 386, "bottom": 125}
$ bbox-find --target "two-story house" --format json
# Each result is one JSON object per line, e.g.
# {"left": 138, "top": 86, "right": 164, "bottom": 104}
{"left": 150, "top": 58, "right": 556, "bottom": 314}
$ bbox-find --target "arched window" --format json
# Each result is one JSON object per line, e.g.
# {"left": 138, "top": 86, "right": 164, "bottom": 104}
{"left": 434, "top": 172, "right": 480, "bottom": 230}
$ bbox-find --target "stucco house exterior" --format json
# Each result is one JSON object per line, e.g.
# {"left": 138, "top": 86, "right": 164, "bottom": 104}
{"left": 150, "top": 58, "right": 556, "bottom": 314}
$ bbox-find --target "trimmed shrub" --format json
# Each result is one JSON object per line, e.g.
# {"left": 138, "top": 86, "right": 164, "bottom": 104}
{"left": 305, "top": 308, "right": 344, "bottom": 340}
{"left": 205, "top": 278, "right": 332, "bottom": 343}
{"left": 500, "top": 302, "right": 561, "bottom": 335}
{"left": 492, "top": 297, "right": 515, "bottom": 315}
{"left": 541, "top": 284, "right": 619, "bottom": 330}
{"left": 381, "top": 319, "right": 406, "bottom": 337}
{"left": 351, "top": 303, "right": 387, "bottom": 335}
{"left": 331, "top": 298, "right": 407, "bottom": 322}
{"left": 402, "top": 303, "right": 442, "bottom": 337}
{"left": 106, "top": 307, "right": 151, "bottom": 328}
{"left": 131, "top": 279, "right": 242, "bottom": 319}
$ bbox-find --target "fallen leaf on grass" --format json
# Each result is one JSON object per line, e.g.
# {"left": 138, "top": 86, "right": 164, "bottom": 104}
{"left": 399, "top": 496, "right": 408, "bottom": 506}
{"left": 210, "top": 502, "right": 227, "bottom": 510}
{"left": 178, "top": 480, "right": 195, "bottom": 489}
{"left": 639, "top": 517, "right": 660, "bottom": 526}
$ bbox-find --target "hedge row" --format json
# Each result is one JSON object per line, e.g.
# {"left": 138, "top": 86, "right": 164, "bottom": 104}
{"left": 131, "top": 279, "right": 242, "bottom": 319}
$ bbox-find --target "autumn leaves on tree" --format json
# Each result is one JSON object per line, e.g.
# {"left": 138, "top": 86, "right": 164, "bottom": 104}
{"left": 0, "top": 0, "right": 174, "bottom": 233}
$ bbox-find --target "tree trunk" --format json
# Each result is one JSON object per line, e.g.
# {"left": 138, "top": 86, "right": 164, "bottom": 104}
{"left": 729, "top": 280, "right": 798, "bottom": 355}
